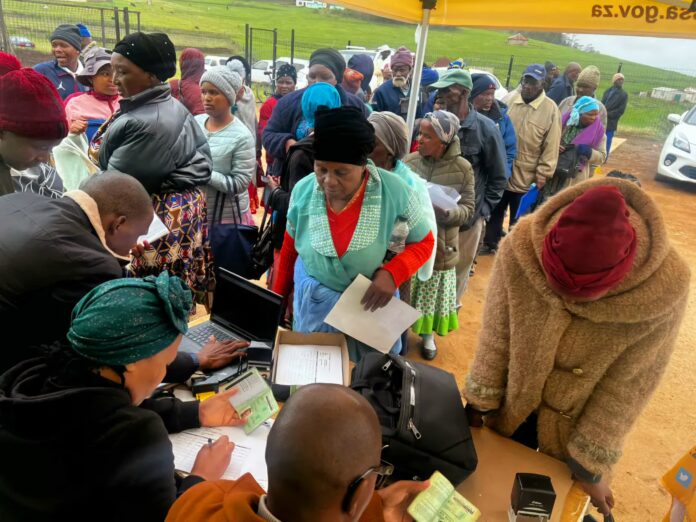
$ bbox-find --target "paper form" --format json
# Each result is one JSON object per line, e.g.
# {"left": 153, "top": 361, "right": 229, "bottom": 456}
{"left": 137, "top": 213, "right": 169, "bottom": 244}
{"left": 274, "top": 344, "right": 344, "bottom": 385}
{"left": 324, "top": 274, "right": 422, "bottom": 354}
{"left": 169, "top": 422, "right": 272, "bottom": 490}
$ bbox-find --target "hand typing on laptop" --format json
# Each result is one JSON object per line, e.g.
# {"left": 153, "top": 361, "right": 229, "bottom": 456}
{"left": 197, "top": 336, "right": 250, "bottom": 371}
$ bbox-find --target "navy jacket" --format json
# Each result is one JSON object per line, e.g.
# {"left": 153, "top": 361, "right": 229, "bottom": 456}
{"left": 33, "top": 60, "right": 88, "bottom": 101}
{"left": 547, "top": 74, "right": 575, "bottom": 105}
{"left": 371, "top": 80, "right": 426, "bottom": 120}
{"left": 457, "top": 105, "right": 508, "bottom": 226}
{"left": 479, "top": 101, "right": 517, "bottom": 178}
{"left": 602, "top": 87, "right": 629, "bottom": 132}
{"left": 262, "top": 84, "right": 369, "bottom": 175}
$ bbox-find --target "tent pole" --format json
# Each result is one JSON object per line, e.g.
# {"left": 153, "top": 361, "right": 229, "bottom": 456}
{"left": 406, "top": 3, "right": 433, "bottom": 148}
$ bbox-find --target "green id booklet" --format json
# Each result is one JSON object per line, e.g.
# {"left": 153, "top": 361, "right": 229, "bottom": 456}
{"left": 223, "top": 368, "right": 279, "bottom": 434}
{"left": 407, "top": 471, "right": 481, "bottom": 522}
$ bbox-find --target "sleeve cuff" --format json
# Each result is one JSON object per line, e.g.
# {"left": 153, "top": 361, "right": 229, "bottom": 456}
{"left": 178, "top": 474, "right": 205, "bottom": 496}
{"left": 567, "top": 457, "right": 602, "bottom": 484}
{"left": 179, "top": 400, "right": 201, "bottom": 431}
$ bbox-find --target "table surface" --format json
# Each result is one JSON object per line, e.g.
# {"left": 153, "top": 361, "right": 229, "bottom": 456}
{"left": 458, "top": 428, "right": 579, "bottom": 522}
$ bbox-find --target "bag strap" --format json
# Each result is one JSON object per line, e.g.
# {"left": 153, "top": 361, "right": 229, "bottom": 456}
{"left": 213, "top": 192, "right": 246, "bottom": 225}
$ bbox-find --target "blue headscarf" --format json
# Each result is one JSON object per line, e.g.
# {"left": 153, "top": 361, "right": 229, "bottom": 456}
{"left": 296, "top": 83, "right": 341, "bottom": 140}
{"left": 568, "top": 96, "right": 600, "bottom": 127}
{"left": 67, "top": 273, "right": 191, "bottom": 366}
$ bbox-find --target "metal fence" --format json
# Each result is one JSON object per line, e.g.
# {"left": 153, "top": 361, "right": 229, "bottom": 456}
{"left": 0, "top": 0, "right": 140, "bottom": 65}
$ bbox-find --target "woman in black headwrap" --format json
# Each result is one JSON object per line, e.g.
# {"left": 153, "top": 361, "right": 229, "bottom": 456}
{"left": 261, "top": 47, "right": 370, "bottom": 178}
{"left": 259, "top": 63, "right": 297, "bottom": 173}
{"left": 271, "top": 107, "right": 434, "bottom": 361}
{"left": 92, "top": 32, "right": 215, "bottom": 307}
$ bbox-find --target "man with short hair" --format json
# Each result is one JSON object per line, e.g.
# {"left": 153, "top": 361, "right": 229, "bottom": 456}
{"left": 547, "top": 62, "right": 581, "bottom": 105}
{"left": 429, "top": 68, "right": 507, "bottom": 300}
{"left": 602, "top": 73, "right": 629, "bottom": 160}
{"left": 34, "top": 24, "right": 89, "bottom": 100}
{"left": 485, "top": 65, "right": 561, "bottom": 254}
{"left": 558, "top": 66, "right": 608, "bottom": 128}
{"left": 166, "top": 384, "right": 428, "bottom": 522}
{"left": 372, "top": 47, "right": 426, "bottom": 120}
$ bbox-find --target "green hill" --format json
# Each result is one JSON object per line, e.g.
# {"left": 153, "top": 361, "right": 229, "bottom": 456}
{"left": 6, "top": 0, "right": 694, "bottom": 135}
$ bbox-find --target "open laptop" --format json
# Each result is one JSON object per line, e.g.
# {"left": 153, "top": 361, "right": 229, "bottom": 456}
{"left": 178, "top": 268, "right": 283, "bottom": 385}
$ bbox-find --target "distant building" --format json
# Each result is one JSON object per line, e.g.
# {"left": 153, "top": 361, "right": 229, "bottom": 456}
{"left": 651, "top": 87, "right": 696, "bottom": 103}
{"left": 295, "top": 0, "right": 344, "bottom": 8}
{"left": 507, "top": 33, "right": 529, "bottom": 47}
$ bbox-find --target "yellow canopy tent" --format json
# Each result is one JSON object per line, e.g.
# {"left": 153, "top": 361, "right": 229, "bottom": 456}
{"left": 332, "top": 0, "right": 696, "bottom": 136}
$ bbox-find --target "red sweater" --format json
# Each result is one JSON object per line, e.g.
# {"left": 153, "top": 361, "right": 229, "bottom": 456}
{"left": 271, "top": 179, "right": 434, "bottom": 298}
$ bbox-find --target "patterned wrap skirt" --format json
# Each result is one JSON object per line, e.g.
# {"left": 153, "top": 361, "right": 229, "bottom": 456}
{"left": 128, "top": 187, "right": 215, "bottom": 307}
{"left": 410, "top": 268, "right": 459, "bottom": 336}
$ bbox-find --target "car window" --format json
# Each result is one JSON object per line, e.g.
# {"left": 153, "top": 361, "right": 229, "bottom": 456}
{"left": 294, "top": 64, "right": 305, "bottom": 71}
{"left": 252, "top": 61, "right": 268, "bottom": 70}
{"left": 686, "top": 108, "right": 696, "bottom": 125}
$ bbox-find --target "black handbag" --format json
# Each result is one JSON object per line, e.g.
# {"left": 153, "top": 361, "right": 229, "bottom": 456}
{"left": 554, "top": 144, "right": 580, "bottom": 181}
{"left": 209, "top": 193, "right": 258, "bottom": 279}
{"left": 351, "top": 353, "right": 478, "bottom": 485}
{"left": 248, "top": 205, "right": 275, "bottom": 280}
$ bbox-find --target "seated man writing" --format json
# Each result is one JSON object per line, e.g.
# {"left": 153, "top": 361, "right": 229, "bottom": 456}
{"left": 167, "top": 383, "right": 428, "bottom": 522}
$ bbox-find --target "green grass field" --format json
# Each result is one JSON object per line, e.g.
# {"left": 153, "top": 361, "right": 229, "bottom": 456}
{"left": 5, "top": 0, "right": 694, "bottom": 136}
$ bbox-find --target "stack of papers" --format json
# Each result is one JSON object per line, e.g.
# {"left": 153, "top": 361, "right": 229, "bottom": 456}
{"left": 274, "top": 344, "right": 344, "bottom": 385}
{"left": 169, "top": 421, "right": 272, "bottom": 490}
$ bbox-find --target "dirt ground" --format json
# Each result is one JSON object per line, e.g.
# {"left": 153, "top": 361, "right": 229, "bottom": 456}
{"left": 400, "top": 136, "right": 695, "bottom": 521}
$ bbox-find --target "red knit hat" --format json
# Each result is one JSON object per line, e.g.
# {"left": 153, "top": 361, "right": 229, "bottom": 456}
{"left": 0, "top": 52, "right": 21, "bottom": 76}
{"left": 0, "top": 68, "right": 68, "bottom": 140}
{"left": 542, "top": 185, "right": 637, "bottom": 300}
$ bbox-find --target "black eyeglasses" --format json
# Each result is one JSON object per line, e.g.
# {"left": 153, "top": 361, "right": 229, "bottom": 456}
{"left": 342, "top": 460, "right": 394, "bottom": 511}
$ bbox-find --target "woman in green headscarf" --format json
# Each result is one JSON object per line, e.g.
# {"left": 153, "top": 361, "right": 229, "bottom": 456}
{"left": 0, "top": 273, "right": 246, "bottom": 521}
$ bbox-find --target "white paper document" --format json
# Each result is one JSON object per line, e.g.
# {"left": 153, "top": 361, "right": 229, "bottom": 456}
{"left": 427, "top": 183, "right": 461, "bottom": 212}
{"left": 138, "top": 213, "right": 169, "bottom": 244}
{"left": 324, "top": 274, "right": 422, "bottom": 354}
{"left": 169, "top": 421, "right": 272, "bottom": 489}
{"left": 274, "top": 344, "right": 344, "bottom": 385}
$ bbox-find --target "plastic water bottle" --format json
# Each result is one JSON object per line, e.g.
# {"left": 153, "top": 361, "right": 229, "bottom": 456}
{"left": 384, "top": 218, "right": 409, "bottom": 262}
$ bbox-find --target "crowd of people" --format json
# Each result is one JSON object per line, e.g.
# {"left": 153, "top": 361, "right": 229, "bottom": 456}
{"left": 0, "top": 21, "right": 686, "bottom": 522}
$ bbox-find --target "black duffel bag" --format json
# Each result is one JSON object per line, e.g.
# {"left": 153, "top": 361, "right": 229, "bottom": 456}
{"left": 351, "top": 353, "right": 477, "bottom": 485}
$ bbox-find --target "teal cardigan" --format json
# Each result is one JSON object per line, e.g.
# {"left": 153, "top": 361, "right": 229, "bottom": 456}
{"left": 287, "top": 162, "right": 431, "bottom": 292}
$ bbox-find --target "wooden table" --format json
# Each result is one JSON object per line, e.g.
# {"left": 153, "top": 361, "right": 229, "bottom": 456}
{"left": 457, "top": 428, "right": 586, "bottom": 522}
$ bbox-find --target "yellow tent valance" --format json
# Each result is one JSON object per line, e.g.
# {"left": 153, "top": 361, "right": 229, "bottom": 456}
{"left": 333, "top": 0, "right": 696, "bottom": 39}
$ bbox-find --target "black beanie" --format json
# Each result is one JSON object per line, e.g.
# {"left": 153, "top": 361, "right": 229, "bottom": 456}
{"left": 113, "top": 32, "right": 177, "bottom": 82}
{"left": 313, "top": 107, "right": 375, "bottom": 166}
{"left": 50, "top": 24, "right": 82, "bottom": 51}
{"left": 309, "top": 48, "right": 346, "bottom": 84}
{"left": 470, "top": 73, "right": 497, "bottom": 101}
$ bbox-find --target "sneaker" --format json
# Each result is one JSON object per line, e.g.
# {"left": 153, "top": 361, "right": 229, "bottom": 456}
{"left": 478, "top": 244, "right": 497, "bottom": 256}
{"left": 421, "top": 334, "right": 437, "bottom": 361}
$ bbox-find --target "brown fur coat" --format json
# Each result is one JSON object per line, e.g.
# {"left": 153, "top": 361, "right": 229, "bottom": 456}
{"left": 464, "top": 177, "right": 690, "bottom": 477}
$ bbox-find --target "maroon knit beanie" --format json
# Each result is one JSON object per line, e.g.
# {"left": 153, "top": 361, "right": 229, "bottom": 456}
{"left": 0, "top": 68, "right": 68, "bottom": 140}
{"left": 0, "top": 52, "right": 21, "bottom": 77}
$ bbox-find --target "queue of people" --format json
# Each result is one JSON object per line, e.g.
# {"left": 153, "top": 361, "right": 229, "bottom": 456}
{"left": 0, "top": 22, "right": 682, "bottom": 522}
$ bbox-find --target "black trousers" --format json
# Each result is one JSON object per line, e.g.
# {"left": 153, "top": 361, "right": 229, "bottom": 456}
{"left": 483, "top": 189, "right": 524, "bottom": 249}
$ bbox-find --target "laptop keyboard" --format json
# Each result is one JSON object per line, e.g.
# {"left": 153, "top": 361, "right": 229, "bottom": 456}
{"left": 186, "top": 323, "right": 240, "bottom": 345}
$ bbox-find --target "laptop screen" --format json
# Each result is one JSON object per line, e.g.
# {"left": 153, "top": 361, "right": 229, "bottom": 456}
{"left": 211, "top": 269, "right": 283, "bottom": 342}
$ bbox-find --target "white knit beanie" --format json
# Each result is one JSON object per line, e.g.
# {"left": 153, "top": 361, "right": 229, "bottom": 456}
{"left": 200, "top": 66, "right": 242, "bottom": 105}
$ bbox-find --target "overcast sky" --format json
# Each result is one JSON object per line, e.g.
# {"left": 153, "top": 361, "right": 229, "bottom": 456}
{"left": 570, "top": 34, "right": 696, "bottom": 75}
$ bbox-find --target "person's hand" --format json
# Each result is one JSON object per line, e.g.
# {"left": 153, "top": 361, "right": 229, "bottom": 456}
{"left": 69, "top": 120, "right": 88, "bottom": 134}
{"left": 190, "top": 435, "right": 235, "bottom": 480}
{"left": 361, "top": 269, "right": 396, "bottom": 312}
{"left": 285, "top": 138, "right": 297, "bottom": 153}
{"left": 129, "top": 240, "right": 152, "bottom": 258}
{"left": 198, "top": 336, "right": 249, "bottom": 370}
{"left": 266, "top": 175, "right": 280, "bottom": 191}
{"left": 465, "top": 404, "right": 484, "bottom": 428}
{"left": 199, "top": 387, "right": 250, "bottom": 427}
{"left": 535, "top": 175, "right": 547, "bottom": 189}
{"left": 559, "top": 144, "right": 566, "bottom": 153}
{"left": 576, "top": 144, "right": 592, "bottom": 158}
{"left": 433, "top": 206, "right": 449, "bottom": 223}
{"left": 579, "top": 479, "right": 614, "bottom": 516}
{"left": 377, "top": 480, "right": 430, "bottom": 522}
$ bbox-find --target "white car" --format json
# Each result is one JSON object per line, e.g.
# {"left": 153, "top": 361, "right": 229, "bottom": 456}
{"left": 251, "top": 58, "right": 310, "bottom": 89}
{"left": 433, "top": 68, "right": 508, "bottom": 101}
{"left": 657, "top": 106, "right": 696, "bottom": 184}
{"left": 204, "top": 56, "right": 227, "bottom": 70}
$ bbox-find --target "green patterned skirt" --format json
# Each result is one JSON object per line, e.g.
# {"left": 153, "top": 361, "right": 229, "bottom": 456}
{"left": 410, "top": 268, "right": 459, "bottom": 336}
